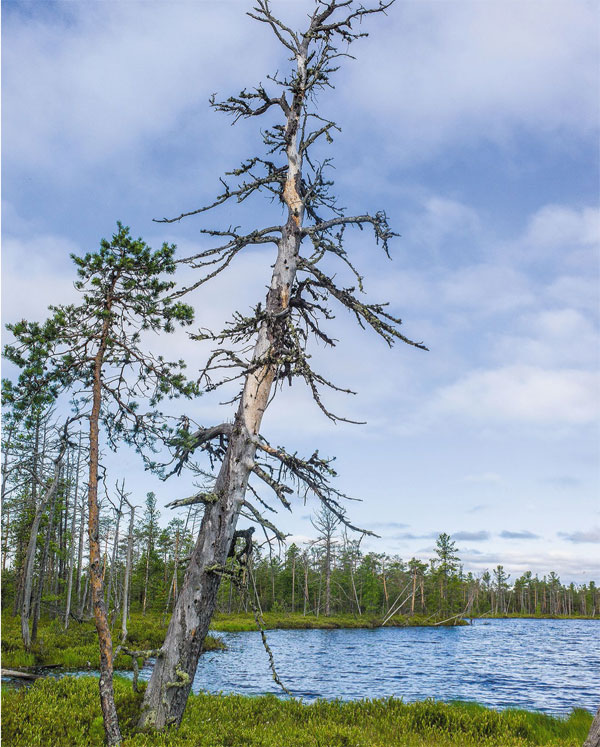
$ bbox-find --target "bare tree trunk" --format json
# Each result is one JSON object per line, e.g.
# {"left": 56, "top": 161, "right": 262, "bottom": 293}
{"left": 584, "top": 707, "right": 600, "bottom": 747}
{"left": 303, "top": 552, "right": 309, "bottom": 616}
{"left": 64, "top": 438, "right": 81, "bottom": 629}
{"left": 162, "top": 530, "right": 180, "bottom": 624}
{"left": 142, "top": 538, "right": 151, "bottom": 616}
{"left": 120, "top": 503, "right": 135, "bottom": 646}
{"left": 325, "top": 542, "right": 331, "bottom": 617}
{"left": 1, "top": 421, "right": 14, "bottom": 574}
{"left": 106, "top": 491, "right": 123, "bottom": 616}
{"left": 14, "top": 415, "right": 42, "bottom": 618}
{"left": 31, "top": 470, "right": 60, "bottom": 642}
{"left": 75, "top": 492, "right": 85, "bottom": 605}
{"left": 2, "top": 508, "right": 10, "bottom": 573}
{"left": 20, "top": 437, "right": 67, "bottom": 649}
{"left": 291, "top": 554, "right": 295, "bottom": 614}
{"left": 138, "top": 30, "right": 308, "bottom": 731}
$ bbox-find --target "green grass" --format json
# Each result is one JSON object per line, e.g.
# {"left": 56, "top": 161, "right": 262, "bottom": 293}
{"left": 1, "top": 613, "right": 224, "bottom": 671}
{"left": 476, "top": 613, "right": 600, "bottom": 620}
{"left": 210, "top": 612, "right": 468, "bottom": 632}
{"left": 1, "top": 676, "right": 592, "bottom": 746}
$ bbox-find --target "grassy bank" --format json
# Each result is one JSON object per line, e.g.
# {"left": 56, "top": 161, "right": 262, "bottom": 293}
{"left": 1, "top": 613, "right": 224, "bottom": 671}
{"left": 210, "top": 612, "right": 468, "bottom": 632}
{"left": 2, "top": 676, "right": 592, "bottom": 746}
{"left": 474, "top": 613, "right": 599, "bottom": 621}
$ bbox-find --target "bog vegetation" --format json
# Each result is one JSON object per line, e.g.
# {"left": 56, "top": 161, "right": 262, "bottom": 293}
{"left": 3, "top": 677, "right": 594, "bottom": 747}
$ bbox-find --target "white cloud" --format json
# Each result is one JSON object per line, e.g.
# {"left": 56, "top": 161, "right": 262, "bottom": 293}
{"left": 343, "top": 1, "right": 599, "bottom": 159}
{"left": 405, "top": 197, "right": 481, "bottom": 253}
{"left": 457, "top": 547, "right": 600, "bottom": 582}
{"left": 493, "top": 308, "right": 600, "bottom": 369}
{"left": 1, "top": 233, "right": 79, "bottom": 321}
{"left": 431, "top": 364, "right": 599, "bottom": 426}
{"left": 2, "top": 3, "right": 275, "bottom": 173}
{"left": 441, "top": 264, "right": 534, "bottom": 314}
{"left": 522, "top": 204, "right": 600, "bottom": 255}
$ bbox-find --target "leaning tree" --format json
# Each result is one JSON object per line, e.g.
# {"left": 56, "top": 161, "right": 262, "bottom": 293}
{"left": 139, "top": 0, "right": 426, "bottom": 731}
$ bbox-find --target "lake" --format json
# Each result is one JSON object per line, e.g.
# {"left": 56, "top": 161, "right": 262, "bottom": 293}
{"left": 135, "top": 619, "right": 599, "bottom": 715}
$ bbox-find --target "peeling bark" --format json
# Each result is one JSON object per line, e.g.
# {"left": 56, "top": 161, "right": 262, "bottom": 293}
{"left": 139, "top": 37, "right": 308, "bottom": 732}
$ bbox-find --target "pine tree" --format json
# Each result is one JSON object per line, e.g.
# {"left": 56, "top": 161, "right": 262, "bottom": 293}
{"left": 4, "top": 223, "right": 195, "bottom": 746}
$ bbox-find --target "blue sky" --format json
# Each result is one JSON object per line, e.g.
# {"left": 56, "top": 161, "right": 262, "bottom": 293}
{"left": 2, "top": 0, "right": 599, "bottom": 582}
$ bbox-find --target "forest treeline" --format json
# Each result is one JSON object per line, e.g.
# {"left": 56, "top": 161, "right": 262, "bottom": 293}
{"left": 3, "top": 410, "right": 598, "bottom": 638}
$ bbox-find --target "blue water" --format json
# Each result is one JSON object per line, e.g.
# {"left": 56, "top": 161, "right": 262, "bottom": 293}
{"left": 136, "top": 619, "right": 599, "bottom": 715}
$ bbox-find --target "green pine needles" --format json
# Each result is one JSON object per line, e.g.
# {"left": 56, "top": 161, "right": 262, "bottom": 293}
{"left": 4, "top": 222, "right": 197, "bottom": 451}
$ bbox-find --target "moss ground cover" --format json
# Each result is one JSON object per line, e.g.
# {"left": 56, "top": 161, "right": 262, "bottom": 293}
{"left": 2, "top": 676, "right": 592, "bottom": 747}
{"left": 1, "top": 613, "right": 224, "bottom": 671}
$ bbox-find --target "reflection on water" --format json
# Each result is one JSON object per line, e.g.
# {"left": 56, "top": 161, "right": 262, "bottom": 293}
{"left": 136, "top": 619, "right": 599, "bottom": 714}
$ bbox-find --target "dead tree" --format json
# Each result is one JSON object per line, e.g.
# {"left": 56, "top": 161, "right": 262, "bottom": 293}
{"left": 312, "top": 504, "right": 340, "bottom": 616}
{"left": 139, "top": 0, "right": 425, "bottom": 730}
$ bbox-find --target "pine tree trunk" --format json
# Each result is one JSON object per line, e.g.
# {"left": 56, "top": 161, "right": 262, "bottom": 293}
{"left": 88, "top": 303, "right": 122, "bottom": 746}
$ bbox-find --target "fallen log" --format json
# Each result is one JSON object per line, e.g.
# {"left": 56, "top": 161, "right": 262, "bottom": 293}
{"left": 1, "top": 668, "right": 44, "bottom": 680}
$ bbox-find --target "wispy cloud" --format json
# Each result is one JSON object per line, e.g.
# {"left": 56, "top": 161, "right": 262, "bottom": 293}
{"left": 429, "top": 365, "right": 599, "bottom": 426}
{"left": 500, "top": 530, "right": 541, "bottom": 540}
{"left": 452, "top": 531, "right": 490, "bottom": 541}
{"left": 558, "top": 528, "right": 600, "bottom": 544}
{"left": 365, "top": 522, "right": 410, "bottom": 530}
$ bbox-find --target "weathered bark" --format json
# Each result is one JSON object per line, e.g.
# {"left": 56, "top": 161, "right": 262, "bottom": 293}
{"left": 106, "top": 492, "right": 123, "bottom": 616}
{"left": 88, "top": 296, "right": 122, "bottom": 746}
{"left": 20, "top": 437, "right": 68, "bottom": 650}
{"left": 138, "top": 38, "right": 308, "bottom": 731}
{"left": 1, "top": 421, "right": 14, "bottom": 573}
{"left": 75, "top": 494, "right": 86, "bottom": 614}
{"left": 120, "top": 504, "right": 135, "bottom": 645}
{"left": 584, "top": 707, "right": 600, "bottom": 747}
{"left": 31, "top": 470, "right": 60, "bottom": 642}
{"left": 1, "top": 508, "right": 9, "bottom": 573}
{"left": 64, "top": 439, "right": 82, "bottom": 629}
{"left": 303, "top": 552, "right": 309, "bottom": 616}
{"left": 14, "top": 416, "right": 42, "bottom": 618}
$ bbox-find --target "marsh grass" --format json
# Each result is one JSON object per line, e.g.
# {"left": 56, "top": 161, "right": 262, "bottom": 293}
{"left": 1, "top": 613, "right": 224, "bottom": 671}
{"left": 210, "top": 612, "right": 465, "bottom": 632}
{"left": 2, "top": 676, "right": 592, "bottom": 746}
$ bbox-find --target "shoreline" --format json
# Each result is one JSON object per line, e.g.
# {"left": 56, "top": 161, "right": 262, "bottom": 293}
{"left": 210, "top": 611, "right": 599, "bottom": 632}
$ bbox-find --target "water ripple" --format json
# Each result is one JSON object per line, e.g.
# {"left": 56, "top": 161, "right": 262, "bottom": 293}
{"left": 136, "top": 619, "right": 599, "bottom": 715}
